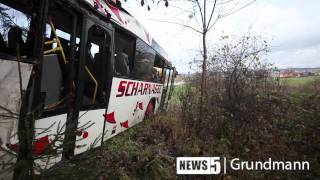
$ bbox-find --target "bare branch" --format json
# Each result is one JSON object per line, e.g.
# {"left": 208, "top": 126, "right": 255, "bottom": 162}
{"left": 35, "top": 121, "right": 57, "bottom": 135}
{"left": 206, "top": 0, "right": 217, "bottom": 29}
{"left": 220, "top": 0, "right": 256, "bottom": 18}
{"left": 0, "top": 145, "right": 17, "bottom": 157}
{"left": 194, "top": 0, "right": 205, "bottom": 26}
{"left": 0, "top": 114, "right": 18, "bottom": 119}
{"left": 192, "top": 15, "right": 202, "bottom": 31}
{"left": 168, "top": 4, "right": 195, "bottom": 13}
{"left": 203, "top": 0, "right": 207, "bottom": 29}
{"left": 0, "top": 105, "right": 18, "bottom": 116}
{"left": 215, "top": 0, "right": 238, "bottom": 5}
{"left": 146, "top": 18, "right": 202, "bottom": 34}
{"left": 192, "top": 5, "right": 202, "bottom": 30}
{"left": 207, "top": 15, "right": 220, "bottom": 31}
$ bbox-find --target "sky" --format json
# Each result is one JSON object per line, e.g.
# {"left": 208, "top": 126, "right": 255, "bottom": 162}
{"left": 123, "top": 0, "right": 320, "bottom": 73}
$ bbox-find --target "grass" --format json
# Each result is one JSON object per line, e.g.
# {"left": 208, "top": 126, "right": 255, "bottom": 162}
{"left": 41, "top": 80, "right": 320, "bottom": 179}
{"left": 168, "top": 84, "right": 188, "bottom": 107}
{"left": 43, "top": 85, "right": 188, "bottom": 179}
{"left": 42, "top": 114, "right": 179, "bottom": 180}
{"left": 280, "top": 76, "right": 320, "bottom": 87}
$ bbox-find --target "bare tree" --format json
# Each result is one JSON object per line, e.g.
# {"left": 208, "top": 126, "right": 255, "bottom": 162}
{"left": 135, "top": 0, "right": 256, "bottom": 132}
{"left": 207, "top": 31, "right": 276, "bottom": 121}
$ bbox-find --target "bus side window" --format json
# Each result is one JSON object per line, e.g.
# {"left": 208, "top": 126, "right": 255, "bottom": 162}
{"left": 41, "top": 25, "right": 71, "bottom": 112}
{"left": 81, "top": 25, "right": 110, "bottom": 108}
{"left": 153, "top": 54, "right": 164, "bottom": 83}
{"left": 114, "top": 31, "right": 135, "bottom": 77}
{"left": 41, "top": 54, "right": 64, "bottom": 109}
{"left": 0, "top": 3, "right": 32, "bottom": 59}
{"left": 115, "top": 48, "right": 130, "bottom": 76}
{"left": 164, "top": 68, "right": 170, "bottom": 85}
{"left": 132, "top": 39, "right": 155, "bottom": 82}
{"left": 40, "top": 5, "right": 80, "bottom": 116}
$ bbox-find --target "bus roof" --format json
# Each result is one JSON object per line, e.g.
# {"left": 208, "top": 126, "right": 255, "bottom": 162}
{"left": 83, "top": 0, "right": 171, "bottom": 64}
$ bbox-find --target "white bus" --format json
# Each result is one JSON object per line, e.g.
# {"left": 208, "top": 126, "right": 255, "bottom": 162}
{"left": 0, "top": 0, "right": 176, "bottom": 172}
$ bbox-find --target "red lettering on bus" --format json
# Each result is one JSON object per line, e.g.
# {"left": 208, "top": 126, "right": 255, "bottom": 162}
{"left": 138, "top": 83, "right": 143, "bottom": 95}
{"left": 125, "top": 81, "right": 133, "bottom": 96}
{"left": 131, "top": 82, "right": 139, "bottom": 96}
{"left": 116, "top": 80, "right": 163, "bottom": 97}
{"left": 143, "top": 83, "right": 148, "bottom": 95}
{"left": 116, "top": 80, "right": 127, "bottom": 97}
{"left": 151, "top": 84, "right": 155, "bottom": 94}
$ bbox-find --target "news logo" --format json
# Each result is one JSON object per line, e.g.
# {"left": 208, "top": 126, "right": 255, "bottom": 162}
{"left": 176, "top": 157, "right": 310, "bottom": 175}
{"left": 176, "top": 157, "right": 222, "bottom": 174}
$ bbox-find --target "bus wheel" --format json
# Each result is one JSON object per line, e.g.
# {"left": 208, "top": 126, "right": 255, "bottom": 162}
{"left": 145, "top": 99, "right": 155, "bottom": 117}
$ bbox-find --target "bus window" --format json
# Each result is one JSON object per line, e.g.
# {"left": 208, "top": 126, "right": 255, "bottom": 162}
{"left": 0, "top": 3, "right": 32, "bottom": 59}
{"left": 163, "top": 69, "right": 168, "bottom": 85}
{"left": 114, "top": 31, "right": 135, "bottom": 77}
{"left": 132, "top": 39, "right": 155, "bottom": 81}
{"left": 41, "top": 54, "right": 65, "bottom": 110}
{"left": 81, "top": 25, "right": 111, "bottom": 108}
{"left": 40, "top": 6, "right": 80, "bottom": 116}
{"left": 41, "top": 28, "right": 71, "bottom": 112}
{"left": 153, "top": 54, "right": 164, "bottom": 83}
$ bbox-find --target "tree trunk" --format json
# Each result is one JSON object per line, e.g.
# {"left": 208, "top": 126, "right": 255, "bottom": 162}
{"left": 13, "top": 0, "right": 48, "bottom": 179}
{"left": 199, "top": 31, "right": 207, "bottom": 132}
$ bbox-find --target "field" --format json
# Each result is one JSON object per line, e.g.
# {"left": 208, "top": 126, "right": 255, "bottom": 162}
{"left": 280, "top": 76, "right": 320, "bottom": 87}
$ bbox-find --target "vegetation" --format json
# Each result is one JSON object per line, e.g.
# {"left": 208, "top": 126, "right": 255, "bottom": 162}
{"left": 280, "top": 76, "right": 320, "bottom": 95}
{"left": 1, "top": 1, "right": 318, "bottom": 180}
{"left": 42, "top": 34, "right": 320, "bottom": 180}
{"left": 137, "top": 0, "right": 257, "bottom": 125}
{"left": 42, "top": 82, "right": 320, "bottom": 179}
{"left": 281, "top": 76, "right": 320, "bottom": 87}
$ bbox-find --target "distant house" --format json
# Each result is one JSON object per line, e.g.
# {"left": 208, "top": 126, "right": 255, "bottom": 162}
{"left": 279, "top": 69, "right": 318, "bottom": 78}
{"left": 280, "top": 70, "right": 297, "bottom": 78}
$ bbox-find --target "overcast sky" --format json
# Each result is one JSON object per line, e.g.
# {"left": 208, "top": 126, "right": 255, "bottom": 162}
{"left": 123, "top": 0, "right": 320, "bottom": 73}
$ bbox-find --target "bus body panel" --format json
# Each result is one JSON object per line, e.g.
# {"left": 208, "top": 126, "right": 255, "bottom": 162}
{"left": 33, "top": 113, "right": 68, "bottom": 169}
{"left": 0, "top": 59, "right": 32, "bottom": 145}
{"left": 0, "top": 59, "right": 32, "bottom": 178}
{"left": 73, "top": 77, "right": 163, "bottom": 155}
{"left": 74, "top": 109, "right": 105, "bottom": 155}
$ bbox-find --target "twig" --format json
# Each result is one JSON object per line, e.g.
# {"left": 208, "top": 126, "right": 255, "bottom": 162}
{"left": 146, "top": 18, "right": 202, "bottom": 34}
{"left": 16, "top": 44, "right": 23, "bottom": 100}
{"left": 0, "top": 105, "right": 18, "bottom": 116}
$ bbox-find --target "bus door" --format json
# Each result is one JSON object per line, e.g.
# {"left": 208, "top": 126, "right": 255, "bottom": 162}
{"left": 167, "top": 68, "right": 176, "bottom": 108}
{"left": 73, "top": 17, "right": 114, "bottom": 155}
{"left": 160, "top": 68, "right": 172, "bottom": 109}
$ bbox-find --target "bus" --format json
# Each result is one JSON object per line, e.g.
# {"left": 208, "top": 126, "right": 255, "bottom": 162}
{"left": 0, "top": 0, "right": 176, "bottom": 173}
